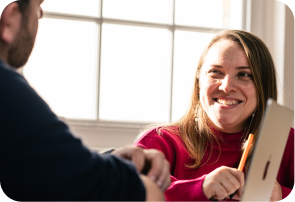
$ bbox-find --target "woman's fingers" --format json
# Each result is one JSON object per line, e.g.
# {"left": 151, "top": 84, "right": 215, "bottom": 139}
{"left": 212, "top": 183, "right": 229, "bottom": 201}
{"left": 270, "top": 180, "right": 282, "bottom": 201}
{"left": 228, "top": 168, "right": 245, "bottom": 188}
{"left": 211, "top": 179, "right": 237, "bottom": 200}
{"left": 220, "top": 177, "right": 238, "bottom": 196}
{"left": 228, "top": 168, "right": 245, "bottom": 199}
{"left": 203, "top": 166, "right": 245, "bottom": 200}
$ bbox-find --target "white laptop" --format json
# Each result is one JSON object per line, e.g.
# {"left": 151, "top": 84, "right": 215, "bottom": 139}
{"left": 241, "top": 99, "right": 294, "bottom": 201}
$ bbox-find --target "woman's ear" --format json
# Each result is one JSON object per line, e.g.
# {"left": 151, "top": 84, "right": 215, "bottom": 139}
{"left": 0, "top": 2, "right": 22, "bottom": 44}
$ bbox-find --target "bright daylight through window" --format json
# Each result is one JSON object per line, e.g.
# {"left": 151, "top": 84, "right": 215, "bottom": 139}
{"left": 20, "top": 0, "right": 243, "bottom": 124}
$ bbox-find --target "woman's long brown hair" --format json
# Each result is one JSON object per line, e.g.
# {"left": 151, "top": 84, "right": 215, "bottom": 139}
{"left": 138, "top": 30, "right": 278, "bottom": 171}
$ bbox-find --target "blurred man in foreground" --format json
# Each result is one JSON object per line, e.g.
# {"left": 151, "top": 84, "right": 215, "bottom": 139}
{"left": 0, "top": 0, "right": 170, "bottom": 200}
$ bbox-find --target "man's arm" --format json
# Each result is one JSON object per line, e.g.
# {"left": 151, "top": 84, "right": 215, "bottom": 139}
{"left": 0, "top": 67, "right": 146, "bottom": 201}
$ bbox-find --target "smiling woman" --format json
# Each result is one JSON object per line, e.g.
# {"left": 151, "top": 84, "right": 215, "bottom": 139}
{"left": 199, "top": 39, "right": 257, "bottom": 134}
{"left": 134, "top": 30, "right": 294, "bottom": 201}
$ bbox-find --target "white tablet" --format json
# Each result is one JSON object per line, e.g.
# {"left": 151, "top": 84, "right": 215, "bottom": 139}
{"left": 241, "top": 99, "right": 294, "bottom": 201}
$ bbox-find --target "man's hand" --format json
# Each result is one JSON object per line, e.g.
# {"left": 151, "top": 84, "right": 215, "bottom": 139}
{"left": 270, "top": 180, "right": 282, "bottom": 201}
{"left": 140, "top": 174, "right": 166, "bottom": 201}
{"left": 112, "top": 146, "right": 171, "bottom": 191}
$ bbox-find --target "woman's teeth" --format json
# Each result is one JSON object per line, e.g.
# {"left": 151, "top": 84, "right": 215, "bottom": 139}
{"left": 217, "top": 99, "right": 239, "bottom": 105}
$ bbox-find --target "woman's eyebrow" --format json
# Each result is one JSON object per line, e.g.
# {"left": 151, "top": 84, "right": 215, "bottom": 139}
{"left": 210, "top": 65, "right": 223, "bottom": 68}
{"left": 236, "top": 66, "right": 250, "bottom": 70}
{"left": 209, "top": 65, "right": 250, "bottom": 70}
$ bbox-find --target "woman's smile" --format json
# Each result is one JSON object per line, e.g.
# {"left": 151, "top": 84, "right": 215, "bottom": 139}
{"left": 213, "top": 98, "right": 242, "bottom": 106}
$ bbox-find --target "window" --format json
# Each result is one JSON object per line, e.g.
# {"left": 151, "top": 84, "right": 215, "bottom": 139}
{"left": 23, "top": 0, "right": 244, "bottom": 126}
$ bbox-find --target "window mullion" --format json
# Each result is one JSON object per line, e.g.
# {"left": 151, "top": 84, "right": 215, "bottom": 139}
{"left": 96, "top": 0, "right": 104, "bottom": 122}
{"left": 169, "top": 0, "right": 176, "bottom": 123}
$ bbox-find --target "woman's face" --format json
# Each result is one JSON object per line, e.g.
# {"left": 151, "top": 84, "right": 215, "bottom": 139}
{"left": 199, "top": 39, "right": 257, "bottom": 133}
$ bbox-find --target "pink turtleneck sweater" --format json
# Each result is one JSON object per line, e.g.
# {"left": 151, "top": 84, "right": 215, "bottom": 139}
{"left": 134, "top": 127, "right": 294, "bottom": 201}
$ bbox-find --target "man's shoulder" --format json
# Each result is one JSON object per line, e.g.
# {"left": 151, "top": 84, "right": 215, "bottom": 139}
{"left": 0, "top": 60, "right": 14, "bottom": 72}
{"left": 0, "top": 60, "right": 26, "bottom": 85}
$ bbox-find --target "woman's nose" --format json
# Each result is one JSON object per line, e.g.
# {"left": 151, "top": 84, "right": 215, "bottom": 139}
{"left": 218, "top": 75, "right": 238, "bottom": 93}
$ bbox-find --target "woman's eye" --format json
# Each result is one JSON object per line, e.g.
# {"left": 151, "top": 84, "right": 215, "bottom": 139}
{"left": 237, "top": 72, "right": 253, "bottom": 80}
{"left": 208, "top": 69, "right": 223, "bottom": 79}
{"left": 209, "top": 70, "right": 222, "bottom": 75}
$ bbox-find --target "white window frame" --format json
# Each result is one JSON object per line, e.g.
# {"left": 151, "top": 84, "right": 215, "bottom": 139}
{"left": 38, "top": 0, "right": 293, "bottom": 150}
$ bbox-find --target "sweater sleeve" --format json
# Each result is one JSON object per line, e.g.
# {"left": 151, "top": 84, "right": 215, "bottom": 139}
{"left": 281, "top": 185, "right": 292, "bottom": 200}
{"left": 165, "top": 175, "right": 210, "bottom": 201}
{"left": 277, "top": 128, "right": 294, "bottom": 199}
{"left": 135, "top": 128, "right": 210, "bottom": 201}
{"left": 0, "top": 63, "right": 145, "bottom": 201}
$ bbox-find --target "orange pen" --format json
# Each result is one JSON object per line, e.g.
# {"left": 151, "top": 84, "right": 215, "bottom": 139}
{"left": 238, "top": 133, "right": 254, "bottom": 171}
{"left": 228, "top": 133, "right": 254, "bottom": 200}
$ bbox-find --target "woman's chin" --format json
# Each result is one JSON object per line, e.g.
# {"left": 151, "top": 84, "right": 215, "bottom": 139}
{"left": 212, "top": 119, "right": 244, "bottom": 133}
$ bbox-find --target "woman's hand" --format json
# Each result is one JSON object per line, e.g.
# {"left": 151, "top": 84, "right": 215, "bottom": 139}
{"left": 270, "top": 180, "right": 282, "bottom": 201}
{"left": 202, "top": 166, "right": 245, "bottom": 201}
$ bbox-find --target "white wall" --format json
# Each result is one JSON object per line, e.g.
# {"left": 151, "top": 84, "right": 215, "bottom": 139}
{"left": 247, "top": 0, "right": 294, "bottom": 111}
{"left": 70, "top": 124, "right": 142, "bottom": 151}
{"left": 284, "top": 6, "right": 295, "bottom": 128}
{"left": 70, "top": 0, "right": 295, "bottom": 150}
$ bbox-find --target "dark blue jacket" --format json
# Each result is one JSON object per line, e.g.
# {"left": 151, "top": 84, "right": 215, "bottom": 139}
{"left": 0, "top": 60, "right": 145, "bottom": 201}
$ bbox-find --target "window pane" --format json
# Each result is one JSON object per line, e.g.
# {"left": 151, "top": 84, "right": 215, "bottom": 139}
{"left": 100, "top": 24, "right": 172, "bottom": 122}
{"left": 103, "top": 0, "right": 173, "bottom": 24}
{"left": 175, "top": 0, "right": 243, "bottom": 29}
{"left": 172, "top": 30, "right": 215, "bottom": 122}
{"left": 41, "top": 0, "right": 100, "bottom": 17}
{"left": 24, "top": 18, "right": 99, "bottom": 120}
{"left": 229, "top": 0, "right": 243, "bottom": 30}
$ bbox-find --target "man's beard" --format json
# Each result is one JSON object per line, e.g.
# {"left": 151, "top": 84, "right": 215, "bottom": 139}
{"left": 7, "top": 21, "right": 35, "bottom": 69}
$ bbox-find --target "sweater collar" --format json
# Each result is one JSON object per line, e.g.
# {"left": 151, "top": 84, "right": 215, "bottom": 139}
{"left": 210, "top": 127, "right": 245, "bottom": 150}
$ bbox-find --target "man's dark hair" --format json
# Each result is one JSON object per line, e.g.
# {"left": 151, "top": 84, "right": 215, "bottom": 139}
{"left": 17, "top": 0, "right": 30, "bottom": 14}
